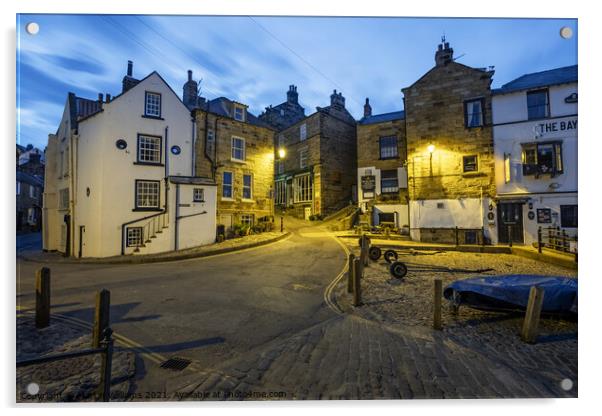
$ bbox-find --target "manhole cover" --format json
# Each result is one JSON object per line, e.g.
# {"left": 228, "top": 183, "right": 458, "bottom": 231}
{"left": 160, "top": 357, "right": 191, "bottom": 371}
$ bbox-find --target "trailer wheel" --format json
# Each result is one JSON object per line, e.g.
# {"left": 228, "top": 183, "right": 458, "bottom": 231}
{"left": 384, "top": 249, "right": 398, "bottom": 263}
{"left": 368, "top": 246, "right": 382, "bottom": 261}
{"left": 389, "top": 261, "right": 408, "bottom": 279}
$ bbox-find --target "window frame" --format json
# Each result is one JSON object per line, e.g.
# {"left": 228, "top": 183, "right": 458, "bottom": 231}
{"left": 527, "top": 89, "right": 550, "bottom": 121}
{"left": 462, "top": 155, "right": 479, "bottom": 173}
{"left": 300, "top": 123, "right": 307, "bottom": 141}
{"left": 379, "top": 136, "right": 398, "bottom": 160}
{"left": 560, "top": 205, "right": 578, "bottom": 228}
{"left": 136, "top": 134, "right": 163, "bottom": 165}
{"left": 134, "top": 179, "right": 161, "bottom": 210}
{"left": 193, "top": 188, "right": 205, "bottom": 202}
{"left": 242, "top": 174, "right": 253, "bottom": 200}
{"left": 293, "top": 173, "right": 312, "bottom": 203}
{"left": 380, "top": 169, "right": 399, "bottom": 194}
{"left": 275, "top": 179, "right": 286, "bottom": 205}
{"left": 231, "top": 136, "right": 246, "bottom": 162}
{"left": 126, "top": 227, "right": 144, "bottom": 247}
{"left": 233, "top": 105, "right": 246, "bottom": 122}
{"left": 144, "top": 91, "right": 162, "bottom": 118}
{"left": 222, "top": 171, "right": 233, "bottom": 199}
{"left": 521, "top": 141, "right": 564, "bottom": 178}
{"left": 464, "top": 98, "right": 485, "bottom": 128}
{"left": 299, "top": 148, "right": 309, "bottom": 169}
{"left": 240, "top": 214, "right": 254, "bottom": 227}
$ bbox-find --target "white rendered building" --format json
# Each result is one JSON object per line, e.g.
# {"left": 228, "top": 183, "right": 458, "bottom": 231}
{"left": 492, "top": 65, "right": 577, "bottom": 246}
{"left": 43, "top": 62, "right": 217, "bottom": 258}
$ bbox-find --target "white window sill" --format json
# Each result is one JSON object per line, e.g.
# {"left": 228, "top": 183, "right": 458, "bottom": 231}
{"left": 230, "top": 158, "right": 246, "bottom": 164}
{"left": 221, "top": 197, "right": 235, "bottom": 202}
{"left": 241, "top": 198, "right": 254, "bottom": 203}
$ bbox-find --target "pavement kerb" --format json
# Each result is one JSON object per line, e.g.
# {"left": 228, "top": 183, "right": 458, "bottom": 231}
{"left": 18, "top": 232, "right": 292, "bottom": 265}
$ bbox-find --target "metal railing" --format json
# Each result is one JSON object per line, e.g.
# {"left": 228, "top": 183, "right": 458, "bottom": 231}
{"left": 538, "top": 226, "right": 578, "bottom": 262}
{"left": 17, "top": 328, "right": 114, "bottom": 402}
{"left": 121, "top": 210, "right": 169, "bottom": 255}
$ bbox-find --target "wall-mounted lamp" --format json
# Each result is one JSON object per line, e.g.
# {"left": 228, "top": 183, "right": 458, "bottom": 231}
{"left": 427, "top": 144, "right": 435, "bottom": 154}
{"left": 278, "top": 148, "right": 286, "bottom": 159}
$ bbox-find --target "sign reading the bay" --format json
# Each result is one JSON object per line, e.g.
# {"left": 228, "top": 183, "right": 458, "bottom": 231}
{"left": 538, "top": 118, "right": 577, "bottom": 135}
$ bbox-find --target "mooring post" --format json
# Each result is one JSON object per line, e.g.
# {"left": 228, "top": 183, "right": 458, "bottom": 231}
{"left": 352, "top": 257, "right": 362, "bottom": 307}
{"left": 433, "top": 279, "right": 443, "bottom": 330}
{"left": 455, "top": 226, "right": 459, "bottom": 246}
{"left": 98, "top": 328, "right": 114, "bottom": 402}
{"left": 35, "top": 267, "right": 51, "bottom": 328}
{"left": 361, "top": 236, "right": 369, "bottom": 267}
{"left": 280, "top": 216, "right": 284, "bottom": 233}
{"left": 507, "top": 225, "right": 513, "bottom": 247}
{"left": 347, "top": 253, "right": 355, "bottom": 293}
{"left": 521, "top": 286, "right": 545, "bottom": 344}
{"left": 93, "top": 289, "right": 111, "bottom": 348}
{"left": 537, "top": 226, "right": 543, "bottom": 254}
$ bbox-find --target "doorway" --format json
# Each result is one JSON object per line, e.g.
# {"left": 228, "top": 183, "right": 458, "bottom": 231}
{"left": 497, "top": 202, "right": 524, "bottom": 244}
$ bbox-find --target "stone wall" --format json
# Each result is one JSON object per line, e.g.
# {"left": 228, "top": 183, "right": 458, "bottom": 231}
{"left": 357, "top": 118, "right": 408, "bottom": 205}
{"left": 403, "top": 61, "right": 496, "bottom": 201}
{"left": 194, "top": 110, "right": 275, "bottom": 227}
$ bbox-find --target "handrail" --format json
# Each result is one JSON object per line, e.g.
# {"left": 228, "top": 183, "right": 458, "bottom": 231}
{"left": 121, "top": 210, "right": 168, "bottom": 255}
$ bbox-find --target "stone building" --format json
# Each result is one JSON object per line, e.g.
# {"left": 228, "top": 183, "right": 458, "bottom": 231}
{"left": 190, "top": 72, "right": 276, "bottom": 232}
{"left": 17, "top": 170, "right": 44, "bottom": 233}
{"left": 258, "top": 85, "right": 306, "bottom": 131}
{"left": 268, "top": 89, "right": 357, "bottom": 219}
{"left": 492, "top": 65, "right": 577, "bottom": 247}
{"left": 402, "top": 41, "right": 496, "bottom": 243}
{"left": 356, "top": 98, "right": 409, "bottom": 229}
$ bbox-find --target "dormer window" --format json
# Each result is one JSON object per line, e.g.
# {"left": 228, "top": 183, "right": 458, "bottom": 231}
{"left": 233, "top": 105, "right": 245, "bottom": 122}
{"left": 144, "top": 92, "right": 161, "bottom": 118}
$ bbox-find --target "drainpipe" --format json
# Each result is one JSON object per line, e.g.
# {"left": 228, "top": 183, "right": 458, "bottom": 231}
{"left": 191, "top": 116, "right": 196, "bottom": 176}
{"left": 164, "top": 126, "right": 169, "bottom": 212}
{"left": 175, "top": 183, "right": 180, "bottom": 251}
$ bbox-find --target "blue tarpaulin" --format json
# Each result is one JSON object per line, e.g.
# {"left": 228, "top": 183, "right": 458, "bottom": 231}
{"left": 443, "top": 275, "right": 577, "bottom": 315}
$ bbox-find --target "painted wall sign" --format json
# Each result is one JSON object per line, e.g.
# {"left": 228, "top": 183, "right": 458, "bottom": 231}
{"left": 537, "top": 118, "right": 577, "bottom": 134}
{"left": 361, "top": 175, "right": 376, "bottom": 191}
{"left": 536, "top": 208, "right": 552, "bottom": 223}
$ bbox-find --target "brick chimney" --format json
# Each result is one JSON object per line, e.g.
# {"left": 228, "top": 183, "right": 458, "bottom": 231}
{"left": 363, "top": 98, "right": 372, "bottom": 118}
{"left": 330, "top": 89, "right": 345, "bottom": 109}
{"left": 183, "top": 69, "right": 199, "bottom": 110}
{"left": 122, "top": 60, "right": 140, "bottom": 93}
{"left": 287, "top": 85, "right": 298, "bottom": 104}
{"left": 435, "top": 40, "right": 454, "bottom": 66}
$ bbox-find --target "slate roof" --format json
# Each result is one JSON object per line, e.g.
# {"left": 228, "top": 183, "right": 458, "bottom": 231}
{"left": 493, "top": 65, "right": 577, "bottom": 95}
{"left": 201, "top": 97, "right": 274, "bottom": 129}
{"left": 358, "top": 110, "right": 405, "bottom": 125}
{"left": 16, "top": 170, "right": 44, "bottom": 188}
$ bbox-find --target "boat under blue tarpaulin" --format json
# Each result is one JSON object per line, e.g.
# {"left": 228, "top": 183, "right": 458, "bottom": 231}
{"left": 443, "top": 275, "right": 577, "bottom": 315}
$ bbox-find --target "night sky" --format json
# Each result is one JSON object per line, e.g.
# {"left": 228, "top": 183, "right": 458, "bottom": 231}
{"left": 16, "top": 15, "right": 577, "bottom": 149}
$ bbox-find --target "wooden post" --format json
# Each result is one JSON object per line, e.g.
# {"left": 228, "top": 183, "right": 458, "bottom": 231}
{"left": 361, "top": 236, "right": 369, "bottom": 267}
{"left": 280, "top": 216, "right": 284, "bottom": 233}
{"left": 98, "top": 328, "right": 114, "bottom": 402}
{"left": 352, "top": 258, "right": 362, "bottom": 307}
{"left": 347, "top": 253, "right": 355, "bottom": 293}
{"left": 455, "top": 226, "right": 459, "bottom": 246}
{"left": 35, "top": 267, "right": 51, "bottom": 328}
{"left": 521, "top": 286, "right": 545, "bottom": 344}
{"left": 433, "top": 279, "right": 442, "bottom": 330}
{"left": 537, "top": 227, "right": 543, "bottom": 253}
{"left": 507, "top": 225, "right": 513, "bottom": 247}
{"left": 93, "top": 289, "right": 111, "bottom": 348}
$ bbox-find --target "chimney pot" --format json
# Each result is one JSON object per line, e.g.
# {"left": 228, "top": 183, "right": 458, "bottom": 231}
{"left": 127, "top": 60, "right": 133, "bottom": 77}
{"left": 106, "top": 93, "right": 111, "bottom": 103}
{"left": 98, "top": 93, "right": 103, "bottom": 102}
{"left": 188, "top": 70, "right": 193, "bottom": 81}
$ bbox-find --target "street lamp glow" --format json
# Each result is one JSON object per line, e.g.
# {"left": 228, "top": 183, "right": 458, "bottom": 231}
{"left": 278, "top": 148, "right": 286, "bottom": 159}
{"left": 427, "top": 144, "right": 435, "bottom": 154}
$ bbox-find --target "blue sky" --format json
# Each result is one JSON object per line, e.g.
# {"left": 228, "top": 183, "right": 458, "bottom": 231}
{"left": 16, "top": 15, "right": 577, "bottom": 149}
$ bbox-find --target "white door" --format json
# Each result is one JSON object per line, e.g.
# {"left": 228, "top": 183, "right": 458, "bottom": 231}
{"left": 304, "top": 207, "right": 311, "bottom": 220}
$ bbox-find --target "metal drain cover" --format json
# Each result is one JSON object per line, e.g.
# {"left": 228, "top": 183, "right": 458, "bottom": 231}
{"left": 160, "top": 357, "right": 191, "bottom": 371}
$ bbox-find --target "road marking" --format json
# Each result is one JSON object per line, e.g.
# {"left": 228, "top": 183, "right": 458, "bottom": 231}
{"left": 323, "top": 230, "right": 351, "bottom": 315}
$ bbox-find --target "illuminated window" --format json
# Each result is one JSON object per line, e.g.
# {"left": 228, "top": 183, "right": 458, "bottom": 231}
{"left": 293, "top": 174, "right": 312, "bottom": 203}
{"left": 522, "top": 141, "right": 563, "bottom": 177}
{"left": 380, "top": 170, "right": 398, "bottom": 193}
{"left": 504, "top": 153, "right": 511, "bottom": 183}
{"left": 241, "top": 214, "right": 254, "bottom": 227}
{"left": 135, "top": 180, "right": 160, "bottom": 209}
{"left": 463, "top": 155, "right": 478, "bottom": 172}
{"left": 243, "top": 174, "right": 252, "bottom": 199}
{"left": 275, "top": 180, "right": 286, "bottom": 205}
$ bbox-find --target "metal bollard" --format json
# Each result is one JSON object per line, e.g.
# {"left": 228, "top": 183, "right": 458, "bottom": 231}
{"left": 280, "top": 216, "right": 284, "bottom": 233}
{"left": 347, "top": 253, "right": 355, "bottom": 293}
{"left": 352, "top": 258, "right": 362, "bottom": 307}
{"left": 433, "top": 279, "right": 443, "bottom": 330}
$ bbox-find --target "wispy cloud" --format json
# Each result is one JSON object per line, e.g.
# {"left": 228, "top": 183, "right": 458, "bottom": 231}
{"left": 16, "top": 14, "right": 577, "bottom": 149}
